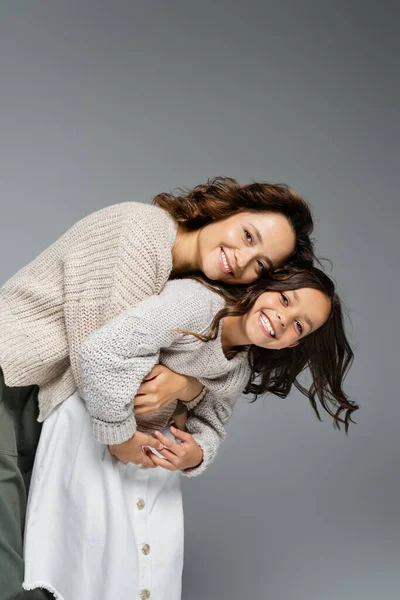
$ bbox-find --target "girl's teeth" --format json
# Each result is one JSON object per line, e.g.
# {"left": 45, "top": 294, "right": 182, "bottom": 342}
{"left": 221, "top": 250, "right": 232, "bottom": 273}
{"left": 260, "top": 313, "right": 275, "bottom": 336}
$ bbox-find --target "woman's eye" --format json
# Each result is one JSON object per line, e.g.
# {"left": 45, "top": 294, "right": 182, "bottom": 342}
{"left": 296, "top": 321, "right": 303, "bottom": 335}
{"left": 280, "top": 293, "right": 289, "bottom": 306}
{"left": 244, "top": 229, "right": 253, "bottom": 243}
{"left": 257, "top": 260, "right": 265, "bottom": 272}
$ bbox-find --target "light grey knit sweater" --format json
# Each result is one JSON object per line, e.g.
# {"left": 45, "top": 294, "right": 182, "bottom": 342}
{"left": 0, "top": 202, "right": 177, "bottom": 420}
{"left": 78, "top": 279, "right": 251, "bottom": 477}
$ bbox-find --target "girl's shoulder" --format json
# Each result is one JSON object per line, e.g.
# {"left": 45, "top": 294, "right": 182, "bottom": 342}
{"left": 163, "top": 278, "right": 224, "bottom": 310}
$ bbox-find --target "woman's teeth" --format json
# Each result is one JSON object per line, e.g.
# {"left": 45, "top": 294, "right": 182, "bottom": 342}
{"left": 221, "top": 250, "right": 233, "bottom": 274}
{"left": 260, "top": 313, "right": 275, "bottom": 337}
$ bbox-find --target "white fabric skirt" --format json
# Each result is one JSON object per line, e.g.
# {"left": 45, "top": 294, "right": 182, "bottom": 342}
{"left": 22, "top": 392, "right": 184, "bottom": 600}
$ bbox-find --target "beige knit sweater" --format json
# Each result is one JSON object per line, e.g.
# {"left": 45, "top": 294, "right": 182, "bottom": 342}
{"left": 0, "top": 201, "right": 177, "bottom": 422}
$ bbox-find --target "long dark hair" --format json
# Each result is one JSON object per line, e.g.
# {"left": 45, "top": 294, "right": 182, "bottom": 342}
{"left": 186, "top": 266, "right": 357, "bottom": 432}
{"left": 153, "top": 175, "right": 315, "bottom": 267}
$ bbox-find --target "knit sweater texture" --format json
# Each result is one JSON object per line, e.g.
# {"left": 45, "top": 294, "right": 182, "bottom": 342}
{"left": 0, "top": 202, "right": 177, "bottom": 421}
{"left": 78, "top": 278, "right": 251, "bottom": 477}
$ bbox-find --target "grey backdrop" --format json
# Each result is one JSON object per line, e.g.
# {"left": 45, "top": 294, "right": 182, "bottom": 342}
{"left": 0, "top": 2, "right": 398, "bottom": 599}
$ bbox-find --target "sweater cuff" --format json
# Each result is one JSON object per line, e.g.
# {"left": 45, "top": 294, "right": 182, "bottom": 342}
{"left": 92, "top": 414, "right": 137, "bottom": 445}
{"left": 184, "top": 386, "right": 207, "bottom": 411}
{"left": 180, "top": 432, "right": 219, "bottom": 478}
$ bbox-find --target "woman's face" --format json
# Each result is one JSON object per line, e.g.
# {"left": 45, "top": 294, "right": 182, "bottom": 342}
{"left": 197, "top": 211, "right": 296, "bottom": 284}
{"left": 241, "top": 287, "right": 331, "bottom": 350}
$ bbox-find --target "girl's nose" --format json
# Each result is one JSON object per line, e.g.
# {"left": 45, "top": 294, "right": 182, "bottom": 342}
{"left": 276, "top": 312, "right": 285, "bottom": 328}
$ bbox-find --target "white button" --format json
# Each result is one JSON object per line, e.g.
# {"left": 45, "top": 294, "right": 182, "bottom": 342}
{"left": 136, "top": 498, "right": 145, "bottom": 510}
{"left": 140, "top": 590, "right": 150, "bottom": 600}
{"left": 141, "top": 543, "right": 150, "bottom": 555}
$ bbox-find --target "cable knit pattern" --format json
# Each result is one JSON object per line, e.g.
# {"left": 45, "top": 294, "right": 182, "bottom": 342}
{"left": 78, "top": 279, "right": 251, "bottom": 477}
{"left": 0, "top": 202, "right": 178, "bottom": 421}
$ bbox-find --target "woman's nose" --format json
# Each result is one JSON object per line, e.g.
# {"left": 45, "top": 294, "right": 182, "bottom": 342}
{"left": 236, "top": 248, "right": 256, "bottom": 269}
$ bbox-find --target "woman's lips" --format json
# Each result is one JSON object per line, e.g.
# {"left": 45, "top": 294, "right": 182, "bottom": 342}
{"left": 219, "top": 248, "right": 234, "bottom": 275}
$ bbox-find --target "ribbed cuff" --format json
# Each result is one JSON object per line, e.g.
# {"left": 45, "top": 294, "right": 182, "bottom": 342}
{"left": 184, "top": 387, "right": 207, "bottom": 411}
{"left": 92, "top": 414, "right": 137, "bottom": 445}
{"left": 180, "top": 433, "right": 218, "bottom": 478}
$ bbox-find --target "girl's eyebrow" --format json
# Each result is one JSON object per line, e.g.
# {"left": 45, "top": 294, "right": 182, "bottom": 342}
{"left": 292, "top": 290, "right": 313, "bottom": 330}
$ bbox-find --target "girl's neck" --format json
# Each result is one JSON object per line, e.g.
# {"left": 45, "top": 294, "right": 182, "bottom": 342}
{"left": 221, "top": 315, "right": 250, "bottom": 354}
{"left": 171, "top": 224, "right": 201, "bottom": 275}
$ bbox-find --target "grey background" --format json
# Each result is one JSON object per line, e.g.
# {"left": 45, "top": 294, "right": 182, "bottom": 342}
{"left": 0, "top": 1, "right": 398, "bottom": 599}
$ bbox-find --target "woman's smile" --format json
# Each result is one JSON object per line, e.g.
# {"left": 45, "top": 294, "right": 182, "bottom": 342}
{"left": 219, "top": 248, "right": 234, "bottom": 275}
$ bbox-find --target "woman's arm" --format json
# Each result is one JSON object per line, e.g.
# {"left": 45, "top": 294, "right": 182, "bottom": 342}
{"left": 78, "top": 280, "right": 214, "bottom": 445}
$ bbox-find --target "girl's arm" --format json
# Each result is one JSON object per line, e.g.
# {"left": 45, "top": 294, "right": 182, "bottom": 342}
{"left": 78, "top": 280, "right": 214, "bottom": 445}
{"left": 133, "top": 365, "right": 205, "bottom": 417}
{"left": 181, "top": 390, "right": 238, "bottom": 477}
{"left": 149, "top": 389, "right": 238, "bottom": 477}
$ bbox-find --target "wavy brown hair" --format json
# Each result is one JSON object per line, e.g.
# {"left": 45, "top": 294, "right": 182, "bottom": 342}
{"left": 184, "top": 266, "right": 358, "bottom": 432}
{"left": 153, "top": 176, "right": 315, "bottom": 268}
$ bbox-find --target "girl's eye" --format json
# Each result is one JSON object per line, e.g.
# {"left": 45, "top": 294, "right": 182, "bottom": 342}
{"left": 280, "top": 292, "right": 289, "bottom": 306}
{"left": 296, "top": 321, "right": 303, "bottom": 335}
{"left": 244, "top": 229, "right": 253, "bottom": 243}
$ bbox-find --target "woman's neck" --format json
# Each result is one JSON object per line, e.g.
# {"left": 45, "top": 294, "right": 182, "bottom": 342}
{"left": 221, "top": 315, "right": 250, "bottom": 354}
{"left": 171, "top": 225, "right": 201, "bottom": 275}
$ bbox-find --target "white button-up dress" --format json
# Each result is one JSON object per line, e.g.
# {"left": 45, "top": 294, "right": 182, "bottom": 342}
{"left": 23, "top": 392, "right": 184, "bottom": 600}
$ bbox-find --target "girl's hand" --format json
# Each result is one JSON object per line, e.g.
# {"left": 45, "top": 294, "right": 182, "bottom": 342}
{"left": 144, "top": 426, "right": 204, "bottom": 471}
{"left": 134, "top": 365, "right": 204, "bottom": 416}
{"left": 109, "top": 431, "right": 164, "bottom": 468}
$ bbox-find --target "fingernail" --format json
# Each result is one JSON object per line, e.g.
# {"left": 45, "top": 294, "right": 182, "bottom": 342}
{"left": 170, "top": 425, "right": 176, "bottom": 432}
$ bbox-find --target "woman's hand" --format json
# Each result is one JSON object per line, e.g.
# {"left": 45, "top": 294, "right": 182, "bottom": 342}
{"left": 143, "top": 426, "right": 204, "bottom": 471}
{"left": 134, "top": 365, "right": 204, "bottom": 416}
{"left": 109, "top": 431, "right": 164, "bottom": 468}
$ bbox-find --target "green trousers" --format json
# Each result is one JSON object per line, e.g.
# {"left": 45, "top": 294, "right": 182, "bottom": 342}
{"left": 0, "top": 368, "right": 53, "bottom": 600}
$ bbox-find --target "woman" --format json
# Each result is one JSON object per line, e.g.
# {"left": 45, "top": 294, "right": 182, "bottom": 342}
{"left": 22, "top": 267, "right": 357, "bottom": 599}
{"left": 0, "top": 176, "right": 315, "bottom": 600}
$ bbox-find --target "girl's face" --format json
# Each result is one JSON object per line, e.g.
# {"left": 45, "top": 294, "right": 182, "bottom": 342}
{"left": 241, "top": 287, "right": 331, "bottom": 350}
{"left": 197, "top": 211, "right": 296, "bottom": 284}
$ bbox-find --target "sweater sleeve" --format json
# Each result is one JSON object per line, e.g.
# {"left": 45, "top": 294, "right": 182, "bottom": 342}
{"left": 180, "top": 390, "right": 238, "bottom": 478}
{"left": 78, "top": 280, "right": 215, "bottom": 445}
{"left": 63, "top": 202, "right": 176, "bottom": 397}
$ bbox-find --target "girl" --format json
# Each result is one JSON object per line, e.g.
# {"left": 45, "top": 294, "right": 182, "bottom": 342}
{"left": 22, "top": 267, "right": 357, "bottom": 600}
{"left": 0, "top": 176, "right": 315, "bottom": 599}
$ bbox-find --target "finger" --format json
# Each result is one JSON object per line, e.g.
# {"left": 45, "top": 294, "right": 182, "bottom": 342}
{"left": 136, "top": 381, "right": 157, "bottom": 395}
{"left": 139, "top": 449, "right": 158, "bottom": 468}
{"left": 144, "top": 450, "right": 177, "bottom": 471}
{"left": 141, "top": 433, "right": 164, "bottom": 451}
{"left": 134, "top": 406, "right": 156, "bottom": 416}
{"left": 169, "top": 425, "right": 193, "bottom": 443}
{"left": 156, "top": 447, "right": 181, "bottom": 465}
{"left": 144, "top": 451, "right": 159, "bottom": 467}
{"left": 143, "top": 365, "right": 164, "bottom": 381}
{"left": 154, "top": 430, "right": 183, "bottom": 456}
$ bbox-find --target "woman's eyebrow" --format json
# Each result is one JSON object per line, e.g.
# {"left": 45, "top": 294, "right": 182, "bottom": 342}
{"left": 248, "top": 223, "right": 273, "bottom": 269}
{"left": 293, "top": 290, "right": 313, "bottom": 330}
{"left": 248, "top": 223, "right": 263, "bottom": 244}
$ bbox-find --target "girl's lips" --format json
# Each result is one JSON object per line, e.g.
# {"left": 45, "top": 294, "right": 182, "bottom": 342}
{"left": 218, "top": 248, "right": 234, "bottom": 275}
{"left": 258, "top": 312, "right": 275, "bottom": 338}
